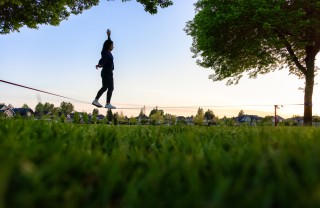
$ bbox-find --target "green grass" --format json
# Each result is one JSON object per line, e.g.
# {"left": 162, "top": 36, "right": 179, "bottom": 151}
{"left": 1, "top": 119, "right": 320, "bottom": 207}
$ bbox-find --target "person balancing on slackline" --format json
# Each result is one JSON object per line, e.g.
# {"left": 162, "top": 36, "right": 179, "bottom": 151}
{"left": 92, "top": 29, "right": 116, "bottom": 109}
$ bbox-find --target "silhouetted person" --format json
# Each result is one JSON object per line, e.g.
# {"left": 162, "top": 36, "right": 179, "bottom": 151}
{"left": 92, "top": 29, "right": 116, "bottom": 109}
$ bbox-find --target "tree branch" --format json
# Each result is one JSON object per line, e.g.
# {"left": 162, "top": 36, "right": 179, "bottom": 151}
{"left": 276, "top": 30, "right": 307, "bottom": 75}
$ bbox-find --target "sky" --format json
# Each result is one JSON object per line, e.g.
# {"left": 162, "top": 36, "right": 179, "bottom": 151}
{"left": 1, "top": 0, "right": 320, "bottom": 118}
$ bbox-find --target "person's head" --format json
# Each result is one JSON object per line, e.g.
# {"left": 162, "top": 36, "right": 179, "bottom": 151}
{"left": 103, "top": 40, "right": 114, "bottom": 52}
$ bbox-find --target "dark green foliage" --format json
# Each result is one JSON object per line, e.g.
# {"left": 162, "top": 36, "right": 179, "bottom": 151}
{"left": 1, "top": 119, "right": 320, "bottom": 207}
{"left": 91, "top": 113, "right": 97, "bottom": 124}
{"left": 60, "top": 113, "right": 66, "bottom": 123}
{"left": 35, "top": 102, "right": 44, "bottom": 117}
{"left": 0, "top": 0, "right": 173, "bottom": 34}
{"left": 149, "top": 107, "right": 164, "bottom": 117}
{"left": 204, "top": 109, "right": 215, "bottom": 120}
{"left": 73, "top": 112, "right": 81, "bottom": 124}
{"left": 186, "top": 0, "right": 320, "bottom": 82}
{"left": 113, "top": 112, "right": 118, "bottom": 125}
{"left": 107, "top": 109, "right": 113, "bottom": 123}
{"left": 82, "top": 112, "right": 89, "bottom": 124}
{"left": 60, "top": 102, "right": 74, "bottom": 115}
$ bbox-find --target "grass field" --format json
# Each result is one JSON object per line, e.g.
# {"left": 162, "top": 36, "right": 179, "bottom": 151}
{"left": 1, "top": 119, "right": 320, "bottom": 207}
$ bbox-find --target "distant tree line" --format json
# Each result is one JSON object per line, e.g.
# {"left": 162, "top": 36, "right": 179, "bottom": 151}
{"left": 4, "top": 102, "right": 319, "bottom": 126}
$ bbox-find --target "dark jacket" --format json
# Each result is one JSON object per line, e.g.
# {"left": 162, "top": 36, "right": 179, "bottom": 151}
{"left": 98, "top": 38, "right": 114, "bottom": 71}
{"left": 98, "top": 50, "right": 114, "bottom": 71}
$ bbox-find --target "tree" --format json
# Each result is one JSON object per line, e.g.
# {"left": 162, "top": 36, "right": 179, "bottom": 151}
{"left": 129, "top": 116, "right": 137, "bottom": 125}
{"left": 52, "top": 107, "right": 60, "bottom": 117}
{"left": 186, "top": 0, "right": 320, "bottom": 126}
{"left": 92, "top": 108, "right": 99, "bottom": 117}
{"left": 238, "top": 110, "right": 245, "bottom": 117}
{"left": 260, "top": 116, "right": 274, "bottom": 126}
{"left": 43, "top": 102, "right": 54, "bottom": 113}
{"left": 204, "top": 109, "right": 215, "bottom": 120}
{"left": 60, "top": 101, "right": 74, "bottom": 115}
{"left": 60, "top": 114, "right": 66, "bottom": 123}
{"left": 149, "top": 108, "right": 164, "bottom": 124}
{"left": 139, "top": 109, "right": 145, "bottom": 117}
{"left": 150, "top": 111, "right": 164, "bottom": 125}
{"left": 118, "top": 111, "right": 126, "bottom": 124}
{"left": 149, "top": 107, "right": 164, "bottom": 117}
{"left": 35, "top": 102, "right": 44, "bottom": 117}
{"left": 139, "top": 118, "right": 147, "bottom": 125}
{"left": 91, "top": 113, "right": 97, "bottom": 124}
{"left": 106, "top": 109, "right": 113, "bottom": 123}
{"left": 223, "top": 117, "right": 236, "bottom": 127}
{"left": 73, "top": 112, "right": 81, "bottom": 124}
{"left": 0, "top": 0, "right": 173, "bottom": 34}
{"left": 22, "top": 104, "right": 29, "bottom": 108}
{"left": 193, "top": 107, "right": 204, "bottom": 126}
{"left": 113, "top": 112, "right": 119, "bottom": 125}
{"left": 164, "top": 113, "right": 176, "bottom": 125}
{"left": 82, "top": 112, "right": 89, "bottom": 124}
{"left": 170, "top": 115, "right": 177, "bottom": 125}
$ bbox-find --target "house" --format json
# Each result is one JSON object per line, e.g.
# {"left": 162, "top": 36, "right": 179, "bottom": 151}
{"left": 136, "top": 114, "right": 149, "bottom": 125}
{"left": 185, "top": 116, "right": 194, "bottom": 126}
{"left": 236, "top": 115, "right": 262, "bottom": 126}
{"left": 271, "top": 115, "right": 284, "bottom": 124}
{"left": 86, "top": 114, "right": 107, "bottom": 123}
{"left": 0, "top": 104, "right": 15, "bottom": 118}
{"left": 34, "top": 110, "right": 53, "bottom": 118}
{"left": 176, "top": 116, "right": 187, "bottom": 125}
{"left": 204, "top": 117, "right": 218, "bottom": 126}
{"left": 67, "top": 112, "right": 84, "bottom": 123}
{"left": 12, "top": 108, "right": 34, "bottom": 117}
{"left": 287, "top": 117, "right": 303, "bottom": 126}
{"left": 288, "top": 116, "right": 320, "bottom": 126}
{"left": 97, "top": 114, "right": 105, "bottom": 122}
{"left": 0, "top": 104, "right": 5, "bottom": 110}
{"left": 313, "top": 116, "right": 320, "bottom": 127}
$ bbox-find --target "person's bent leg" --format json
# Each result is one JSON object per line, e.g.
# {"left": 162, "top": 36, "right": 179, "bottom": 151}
{"left": 96, "top": 74, "right": 109, "bottom": 100}
{"left": 106, "top": 87, "right": 113, "bottom": 104}
{"left": 92, "top": 75, "right": 108, "bottom": 107}
{"left": 106, "top": 73, "right": 114, "bottom": 103}
{"left": 105, "top": 72, "right": 116, "bottom": 109}
{"left": 95, "top": 86, "right": 107, "bottom": 100}
{"left": 92, "top": 86, "right": 106, "bottom": 107}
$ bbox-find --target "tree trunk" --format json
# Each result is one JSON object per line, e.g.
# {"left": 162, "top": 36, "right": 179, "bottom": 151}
{"left": 304, "top": 73, "right": 314, "bottom": 126}
{"left": 303, "top": 52, "right": 315, "bottom": 126}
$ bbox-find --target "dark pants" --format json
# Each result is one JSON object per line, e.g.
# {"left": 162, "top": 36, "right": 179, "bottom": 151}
{"left": 95, "top": 70, "right": 114, "bottom": 103}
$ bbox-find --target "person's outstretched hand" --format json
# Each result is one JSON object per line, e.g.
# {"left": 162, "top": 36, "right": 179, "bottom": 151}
{"left": 107, "top": 29, "right": 111, "bottom": 38}
{"left": 96, "top": 64, "right": 102, "bottom": 69}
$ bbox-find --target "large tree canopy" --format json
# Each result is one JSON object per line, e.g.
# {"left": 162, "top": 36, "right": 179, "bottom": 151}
{"left": 0, "top": 0, "right": 172, "bottom": 34}
{"left": 185, "top": 0, "right": 320, "bottom": 125}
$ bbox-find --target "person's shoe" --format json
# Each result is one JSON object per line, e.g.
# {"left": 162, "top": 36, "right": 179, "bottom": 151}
{"left": 92, "top": 99, "right": 102, "bottom": 108}
{"left": 105, "top": 103, "right": 116, "bottom": 109}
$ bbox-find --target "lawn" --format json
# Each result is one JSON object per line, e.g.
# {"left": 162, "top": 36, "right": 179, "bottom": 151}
{"left": 1, "top": 119, "right": 320, "bottom": 207}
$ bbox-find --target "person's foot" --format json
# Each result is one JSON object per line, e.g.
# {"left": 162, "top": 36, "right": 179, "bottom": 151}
{"left": 92, "top": 99, "right": 102, "bottom": 108}
{"left": 105, "top": 103, "right": 116, "bottom": 109}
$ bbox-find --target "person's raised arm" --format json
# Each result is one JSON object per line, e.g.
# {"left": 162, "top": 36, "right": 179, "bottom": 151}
{"left": 107, "top": 29, "right": 111, "bottom": 40}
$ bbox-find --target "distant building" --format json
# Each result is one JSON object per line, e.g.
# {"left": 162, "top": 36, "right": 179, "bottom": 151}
{"left": 0, "top": 104, "right": 15, "bottom": 118}
{"left": 12, "top": 108, "right": 34, "bottom": 117}
{"left": 236, "top": 115, "right": 263, "bottom": 126}
{"left": 136, "top": 114, "right": 149, "bottom": 125}
{"left": 271, "top": 115, "right": 284, "bottom": 125}
{"left": 97, "top": 114, "right": 105, "bottom": 121}
{"left": 185, "top": 116, "right": 194, "bottom": 126}
{"left": 290, "top": 116, "right": 320, "bottom": 126}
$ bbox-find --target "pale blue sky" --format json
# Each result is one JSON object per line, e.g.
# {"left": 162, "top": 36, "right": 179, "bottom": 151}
{"left": 1, "top": 0, "right": 320, "bottom": 118}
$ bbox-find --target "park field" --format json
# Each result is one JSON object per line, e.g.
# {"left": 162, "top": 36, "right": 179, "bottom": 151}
{"left": 1, "top": 119, "right": 320, "bottom": 207}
